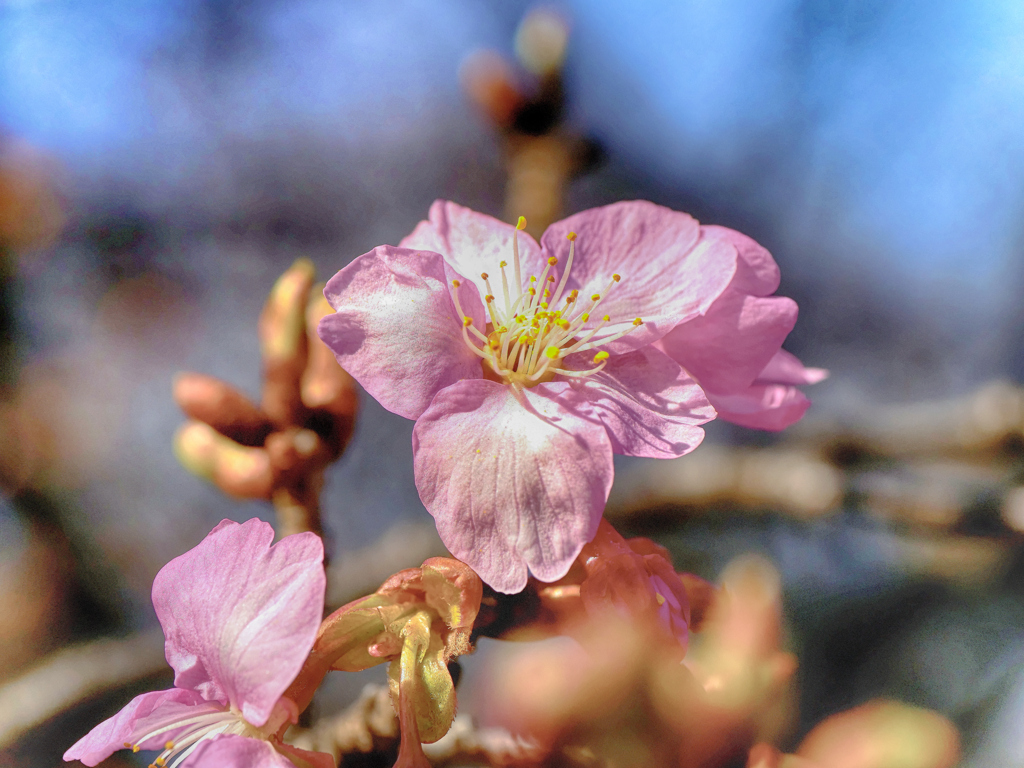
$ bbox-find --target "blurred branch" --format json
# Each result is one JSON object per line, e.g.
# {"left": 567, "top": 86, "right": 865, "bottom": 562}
{"left": 610, "top": 382, "right": 1024, "bottom": 537}
{"left": 0, "top": 629, "right": 166, "bottom": 750}
{"left": 802, "top": 381, "right": 1024, "bottom": 461}
{"left": 606, "top": 446, "right": 843, "bottom": 521}
{"left": 287, "top": 684, "right": 541, "bottom": 767}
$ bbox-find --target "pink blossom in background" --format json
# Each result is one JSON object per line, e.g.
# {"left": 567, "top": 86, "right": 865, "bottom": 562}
{"left": 318, "top": 200, "right": 819, "bottom": 593}
{"left": 64, "top": 518, "right": 332, "bottom": 768}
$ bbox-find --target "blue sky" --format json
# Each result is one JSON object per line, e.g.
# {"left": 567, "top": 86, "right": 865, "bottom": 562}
{"left": 2, "top": 0, "right": 1023, "bottom": 296}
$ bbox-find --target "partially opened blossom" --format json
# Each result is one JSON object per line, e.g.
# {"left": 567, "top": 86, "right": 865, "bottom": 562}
{"left": 64, "top": 518, "right": 332, "bottom": 768}
{"left": 576, "top": 519, "right": 692, "bottom": 653}
{"left": 304, "top": 557, "right": 483, "bottom": 768}
{"left": 318, "top": 200, "right": 775, "bottom": 592}
{"left": 658, "top": 227, "right": 826, "bottom": 431}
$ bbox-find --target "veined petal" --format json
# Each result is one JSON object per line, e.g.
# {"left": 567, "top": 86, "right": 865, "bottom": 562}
{"left": 552, "top": 346, "right": 714, "bottom": 459}
{"left": 153, "top": 519, "right": 326, "bottom": 727}
{"left": 412, "top": 380, "right": 613, "bottom": 594}
{"left": 541, "top": 201, "right": 737, "bottom": 352}
{"left": 707, "top": 383, "right": 811, "bottom": 431}
{"left": 659, "top": 294, "right": 798, "bottom": 393}
{"left": 63, "top": 688, "right": 209, "bottom": 766}
{"left": 319, "top": 246, "right": 485, "bottom": 421}
{"left": 186, "top": 733, "right": 328, "bottom": 768}
{"left": 401, "top": 200, "right": 546, "bottom": 303}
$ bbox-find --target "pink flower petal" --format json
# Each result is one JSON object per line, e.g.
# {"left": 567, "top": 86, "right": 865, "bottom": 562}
{"left": 701, "top": 224, "right": 780, "bottom": 295}
{"left": 552, "top": 346, "right": 714, "bottom": 458}
{"left": 275, "top": 741, "right": 340, "bottom": 768}
{"left": 705, "top": 349, "right": 827, "bottom": 430}
{"left": 185, "top": 734, "right": 323, "bottom": 768}
{"left": 63, "top": 688, "right": 209, "bottom": 766}
{"left": 759, "top": 349, "right": 829, "bottom": 385}
{"left": 540, "top": 201, "right": 737, "bottom": 352}
{"left": 153, "top": 519, "right": 326, "bottom": 728}
{"left": 707, "top": 383, "right": 812, "bottom": 431}
{"left": 412, "top": 379, "right": 613, "bottom": 593}
{"left": 320, "top": 246, "right": 485, "bottom": 420}
{"left": 659, "top": 294, "right": 798, "bottom": 393}
{"left": 401, "top": 200, "right": 546, "bottom": 304}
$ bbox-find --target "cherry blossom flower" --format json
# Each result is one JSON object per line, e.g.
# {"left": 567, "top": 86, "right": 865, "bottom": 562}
{"left": 64, "top": 518, "right": 332, "bottom": 768}
{"left": 318, "top": 200, "right": 802, "bottom": 593}
{"left": 658, "top": 227, "right": 826, "bottom": 431}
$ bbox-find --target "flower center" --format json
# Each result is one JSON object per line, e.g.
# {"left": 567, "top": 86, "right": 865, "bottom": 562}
{"left": 126, "top": 702, "right": 281, "bottom": 768}
{"left": 451, "top": 216, "right": 642, "bottom": 388}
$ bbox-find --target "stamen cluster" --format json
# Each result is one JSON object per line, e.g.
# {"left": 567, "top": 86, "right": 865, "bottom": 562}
{"left": 125, "top": 708, "right": 266, "bottom": 768}
{"left": 451, "top": 217, "right": 642, "bottom": 388}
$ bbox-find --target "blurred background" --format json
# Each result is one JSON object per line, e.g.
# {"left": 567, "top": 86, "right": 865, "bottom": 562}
{"left": 1, "top": 1, "right": 1024, "bottom": 766}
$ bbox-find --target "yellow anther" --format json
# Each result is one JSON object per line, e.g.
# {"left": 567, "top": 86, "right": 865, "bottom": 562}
{"left": 452, "top": 279, "right": 461, "bottom": 288}
{"left": 558, "top": 319, "right": 570, "bottom": 330}
{"left": 165, "top": 741, "right": 175, "bottom": 751}
{"left": 517, "top": 215, "right": 527, "bottom": 230}
{"left": 567, "top": 231, "right": 577, "bottom": 241}
{"left": 500, "top": 260, "right": 508, "bottom": 267}
{"left": 545, "top": 347, "right": 560, "bottom": 359}
{"left": 485, "top": 294, "right": 495, "bottom": 303}
{"left": 581, "top": 313, "right": 590, "bottom": 322}
{"left": 156, "top": 759, "right": 166, "bottom": 768}
{"left": 633, "top": 317, "right": 644, "bottom": 326}
{"left": 603, "top": 314, "right": 610, "bottom": 322}
{"left": 593, "top": 351, "right": 610, "bottom": 363}
{"left": 133, "top": 745, "right": 141, "bottom": 753}
{"left": 547, "top": 256, "right": 558, "bottom": 265}
{"left": 612, "top": 273, "right": 621, "bottom": 282}
{"left": 489, "top": 337, "right": 501, "bottom": 349}
{"left": 519, "top": 335, "right": 533, "bottom": 345}
{"left": 498, "top": 325, "right": 508, "bottom": 333}
{"left": 543, "top": 289, "right": 550, "bottom": 297}
{"left": 540, "top": 302, "right": 549, "bottom": 309}
{"left": 528, "top": 287, "right": 536, "bottom": 296}
{"left": 463, "top": 317, "right": 473, "bottom": 327}
{"left": 655, "top": 593, "right": 666, "bottom": 606}
{"left": 516, "top": 315, "right": 527, "bottom": 323}
{"left": 591, "top": 293, "right": 600, "bottom": 301}
{"left": 530, "top": 275, "right": 537, "bottom": 282}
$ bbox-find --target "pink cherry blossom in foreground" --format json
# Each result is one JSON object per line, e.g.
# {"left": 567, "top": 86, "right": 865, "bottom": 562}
{"left": 318, "top": 200, "right": 818, "bottom": 593}
{"left": 64, "top": 519, "right": 332, "bottom": 768}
